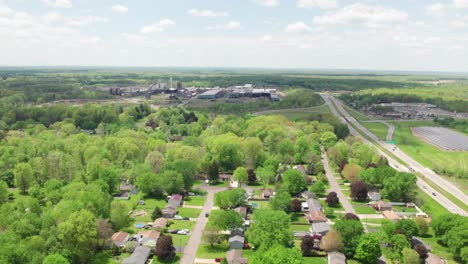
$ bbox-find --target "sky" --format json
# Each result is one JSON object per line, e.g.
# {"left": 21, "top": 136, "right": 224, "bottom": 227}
{"left": 1, "top": 0, "right": 468, "bottom": 71}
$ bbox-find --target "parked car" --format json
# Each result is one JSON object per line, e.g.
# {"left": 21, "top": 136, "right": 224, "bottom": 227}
{"left": 215, "top": 258, "right": 223, "bottom": 262}
{"left": 168, "top": 229, "right": 179, "bottom": 234}
{"left": 432, "top": 192, "right": 436, "bottom": 196}
{"left": 174, "top": 215, "right": 183, "bottom": 220}
{"left": 243, "top": 243, "right": 250, "bottom": 249}
{"left": 205, "top": 213, "right": 209, "bottom": 217}
{"left": 182, "top": 217, "right": 190, "bottom": 220}
{"left": 177, "top": 229, "right": 189, "bottom": 235}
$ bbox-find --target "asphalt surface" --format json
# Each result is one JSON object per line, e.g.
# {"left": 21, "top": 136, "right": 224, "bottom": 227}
{"left": 180, "top": 186, "right": 225, "bottom": 264}
{"left": 321, "top": 94, "right": 467, "bottom": 216}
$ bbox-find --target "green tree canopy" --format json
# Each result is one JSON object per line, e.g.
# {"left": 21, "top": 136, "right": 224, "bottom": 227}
{"left": 246, "top": 209, "right": 292, "bottom": 250}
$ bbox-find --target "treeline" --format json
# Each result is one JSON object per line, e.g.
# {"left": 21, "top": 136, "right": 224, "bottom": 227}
{"left": 434, "top": 117, "right": 468, "bottom": 134}
{"left": 186, "top": 89, "right": 324, "bottom": 114}
{"left": 341, "top": 89, "right": 468, "bottom": 113}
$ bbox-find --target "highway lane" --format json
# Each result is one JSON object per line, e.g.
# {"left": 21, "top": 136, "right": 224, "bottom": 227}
{"left": 321, "top": 94, "right": 467, "bottom": 216}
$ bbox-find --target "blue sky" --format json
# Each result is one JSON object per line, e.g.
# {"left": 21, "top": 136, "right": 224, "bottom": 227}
{"left": 1, "top": 0, "right": 468, "bottom": 71}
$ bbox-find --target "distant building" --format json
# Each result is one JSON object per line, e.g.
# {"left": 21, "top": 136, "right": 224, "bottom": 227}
{"left": 168, "top": 194, "right": 183, "bottom": 207}
{"left": 367, "top": 191, "right": 382, "bottom": 201}
{"left": 122, "top": 246, "right": 151, "bottom": 264}
{"left": 219, "top": 174, "right": 232, "bottom": 181}
{"left": 311, "top": 222, "right": 330, "bottom": 236}
{"left": 229, "top": 235, "right": 245, "bottom": 249}
{"left": 162, "top": 205, "right": 177, "bottom": 218}
{"left": 382, "top": 210, "right": 401, "bottom": 222}
{"left": 262, "top": 189, "right": 274, "bottom": 199}
{"left": 153, "top": 217, "right": 168, "bottom": 229}
{"left": 305, "top": 210, "right": 328, "bottom": 223}
{"left": 304, "top": 198, "right": 323, "bottom": 212}
{"left": 198, "top": 89, "right": 224, "bottom": 99}
{"left": 111, "top": 231, "right": 129, "bottom": 247}
{"left": 374, "top": 201, "right": 392, "bottom": 211}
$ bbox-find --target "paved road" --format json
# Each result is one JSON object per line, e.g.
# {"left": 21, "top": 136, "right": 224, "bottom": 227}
{"left": 321, "top": 147, "right": 356, "bottom": 214}
{"left": 321, "top": 94, "right": 467, "bottom": 216}
{"left": 180, "top": 186, "right": 225, "bottom": 264}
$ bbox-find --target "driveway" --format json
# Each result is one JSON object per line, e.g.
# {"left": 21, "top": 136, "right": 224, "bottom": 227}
{"left": 180, "top": 186, "right": 226, "bottom": 264}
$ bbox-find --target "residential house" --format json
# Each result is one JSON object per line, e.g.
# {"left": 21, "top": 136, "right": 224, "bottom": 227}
{"left": 136, "top": 230, "right": 160, "bottom": 247}
{"left": 168, "top": 194, "right": 183, "bottom": 207}
{"left": 229, "top": 235, "right": 245, "bottom": 249}
{"left": 120, "top": 183, "right": 137, "bottom": 194}
{"left": 231, "top": 228, "right": 244, "bottom": 237}
{"left": 122, "top": 246, "right": 151, "bottom": 264}
{"left": 162, "top": 205, "right": 177, "bottom": 218}
{"left": 111, "top": 231, "right": 129, "bottom": 247}
{"left": 305, "top": 198, "right": 323, "bottom": 212}
{"left": 295, "top": 165, "right": 307, "bottom": 176}
{"left": 328, "top": 251, "right": 346, "bottom": 264}
{"left": 382, "top": 210, "right": 401, "bottom": 222}
{"left": 301, "top": 190, "right": 314, "bottom": 199}
{"left": 367, "top": 191, "right": 382, "bottom": 201}
{"left": 153, "top": 217, "right": 168, "bottom": 229}
{"left": 226, "top": 249, "right": 248, "bottom": 264}
{"left": 234, "top": 207, "right": 247, "bottom": 219}
{"left": 262, "top": 189, "right": 273, "bottom": 199}
{"left": 219, "top": 174, "right": 231, "bottom": 181}
{"left": 305, "top": 210, "right": 328, "bottom": 223}
{"left": 375, "top": 201, "right": 392, "bottom": 211}
{"left": 311, "top": 222, "right": 330, "bottom": 236}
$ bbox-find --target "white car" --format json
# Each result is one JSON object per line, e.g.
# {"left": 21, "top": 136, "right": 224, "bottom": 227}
{"left": 174, "top": 215, "right": 183, "bottom": 220}
{"left": 177, "top": 229, "right": 189, "bottom": 235}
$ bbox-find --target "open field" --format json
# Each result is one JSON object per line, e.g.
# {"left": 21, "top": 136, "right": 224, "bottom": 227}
{"left": 257, "top": 104, "right": 331, "bottom": 120}
{"left": 361, "top": 122, "right": 388, "bottom": 141}
{"left": 412, "top": 126, "right": 468, "bottom": 151}
{"left": 391, "top": 121, "right": 468, "bottom": 190}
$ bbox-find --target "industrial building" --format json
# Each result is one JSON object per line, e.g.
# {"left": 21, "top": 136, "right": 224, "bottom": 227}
{"left": 198, "top": 89, "right": 224, "bottom": 99}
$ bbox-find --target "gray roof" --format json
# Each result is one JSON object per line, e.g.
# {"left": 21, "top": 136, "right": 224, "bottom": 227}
{"left": 200, "top": 89, "right": 222, "bottom": 96}
{"left": 307, "top": 198, "right": 323, "bottom": 211}
{"left": 122, "top": 246, "right": 151, "bottom": 264}
{"left": 328, "top": 251, "right": 346, "bottom": 264}
{"left": 229, "top": 235, "right": 245, "bottom": 244}
{"left": 312, "top": 222, "right": 330, "bottom": 233}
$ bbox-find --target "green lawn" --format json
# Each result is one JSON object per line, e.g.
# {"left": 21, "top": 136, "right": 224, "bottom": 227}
{"left": 177, "top": 207, "right": 202, "bottom": 218}
{"left": 291, "top": 213, "right": 309, "bottom": 224}
{"left": 171, "top": 234, "right": 190, "bottom": 247}
{"left": 90, "top": 252, "right": 130, "bottom": 264}
{"left": 343, "top": 105, "right": 371, "bottom": 121}
{"left": 391, "top": 121, "right": 468, "bottom": 192}
{"left": 392, "top": 205, "right": 417, "bottom": 213}
{"left": 302, "top": 257, "right": 328, "bottom": 264}
{"left": 262, "top": 104, "right": 331, "bottom": 121}
{"left": 290, "top": 224, "right": 311, "bottom": 232}
{"left": 169, "top": 220, "right": 195, "bottom": 231}
{"left": 196, "top": 241, "right": 230, "bottom": 259}
{"left": 362, "top": 122, "right": 388, "bottom": 141}
{"left": 353, "top": 205, "right": 378, "bottom": 214}
{"left": 416, "top": 189, "right": 450, "bottom": 218}
{"left": 184, "top": 196, "right": 206, "bottom": 206}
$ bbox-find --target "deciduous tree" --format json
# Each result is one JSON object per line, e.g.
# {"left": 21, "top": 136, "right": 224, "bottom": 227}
{"left": 246, "top": 209, "right": 292, "bottom": 250}
{"left": 269, "top": 190, "right": 292, "bottom": 213}
{"left": 110, "top": 200, "right": 130, "bottom": 229}
{"left": 320, "top": 229, "right": 343, "bottom": 252}
{"left": 282, "top": 169, "right": 306, "bottom": 195}
{"left": 326, "top": 192, "right": 339, "bottom": 207}
{"left": 233, "top": 167, "right": 248, "bottom": 187}
{"left": 350, "top": 181, "right": 368, "bottom": 201}
{"left": 301, "top": 235, "right": 315, "bottom": 256}
{"left": 291, "top": 199, "right": 302, "bottom": 213}
{"left": 355, "top": 233, "right": 382, "bottom": 264}
{"left": 310, "top": 180, "right": 326, "bottom": 197}
{"left": 255, "top": 166, "right": 275, "bottom": 189}
{"left": 155, "top": 235, "right": 176, "bottom": 261}
{"left": 208, "top": 210, "right": 243, "bottom": 231}
{"left": 14, "top": 163, "right": 34, "bottom": 194}
{"left": 334, "top": 219, "right": 364, "bottom": 257}
{"left": 250, "top": 244, "right": 302, "bottom": 264}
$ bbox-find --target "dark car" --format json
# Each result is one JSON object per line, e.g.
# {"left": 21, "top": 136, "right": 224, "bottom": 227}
{"left": 205, "top": 213, "right": 209, "bottom": 217}
{"left": 168, "top": 229, "right": 179, "bottom": 234}
{"left": 215, "top": 258, "right": 223, "bottom": 262}
{"left": 183, "top": 217, "right": 190, "bottom": 220}
{"left": 243, "top": 243, "right": 250, "bottom": 249}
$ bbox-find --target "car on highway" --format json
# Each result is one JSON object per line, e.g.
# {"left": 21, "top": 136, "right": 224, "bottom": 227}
{"left": 432, "top": 192, "right": 436, "bottom": 196}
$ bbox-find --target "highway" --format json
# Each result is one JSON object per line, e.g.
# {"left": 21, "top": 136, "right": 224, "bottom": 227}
{"left": 321, "top": 94, "right": 467, "bottom": 216}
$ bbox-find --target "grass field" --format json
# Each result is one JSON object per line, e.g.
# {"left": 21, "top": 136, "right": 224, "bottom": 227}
{"left": 302, "top": 257, "right": 328, "bottom": 264}
{"left": 343, "top": 104, "right": 371, "bottom": 121}
{"left": 391, "top": 121, "right": 468, "bottom": 192}
{"left": 260, "top": 104, "right": 331, "bottom": 121}
{"left": 361, "top": 122, "right": 388, "bottom": 141}
{"left": 184, "top": 196, "right": 206, "bottom": 206}
{"left": 196, "top": 241, "right": 230, "bottom": 259}
{"left": 177, "top": 207, "right": 202, "bottom": 218}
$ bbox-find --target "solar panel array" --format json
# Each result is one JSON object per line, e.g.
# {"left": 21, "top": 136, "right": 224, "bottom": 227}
{"left": 412, "top": 126, "right": 468, "bottom": 151}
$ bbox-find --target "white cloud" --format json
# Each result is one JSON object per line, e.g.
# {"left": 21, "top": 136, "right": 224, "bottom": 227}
{"left": 187, "top": 9, "right": 228, "bottom": 17}
{"left": 285, "top": 22, "right": 312, "bottom": 34}
{"left": 297, "top": 0, "right": 338, "bottom": 10}
{"left": 206, "top": 21, "right": 241, "bottom": 30}
{"left": 313, "top": 3, "right": 408, "bottom": 27}
{"left": 425, "top": 3, "right": 448, "bottom": 17}
{"left": 255, "top": 0, "right": 279, "bottom": 8}
{"left": 42, "top": 0, "right": 72, "bottom": 9}
{"left": 141, "top": 19, "right": 175, "bottom": 34}
{"left": 67, "top": 16, "right": 108, "bottom": 27}
{"left": 112, "top": 4, "right": 128, "bottom": 14}
{"left": 454, "top": 0, "right": 468, "bottom": 8}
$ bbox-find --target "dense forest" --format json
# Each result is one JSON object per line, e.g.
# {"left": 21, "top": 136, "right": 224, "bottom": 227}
{"left": 0, "top": 102, "right": 343, "bottom": 263}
